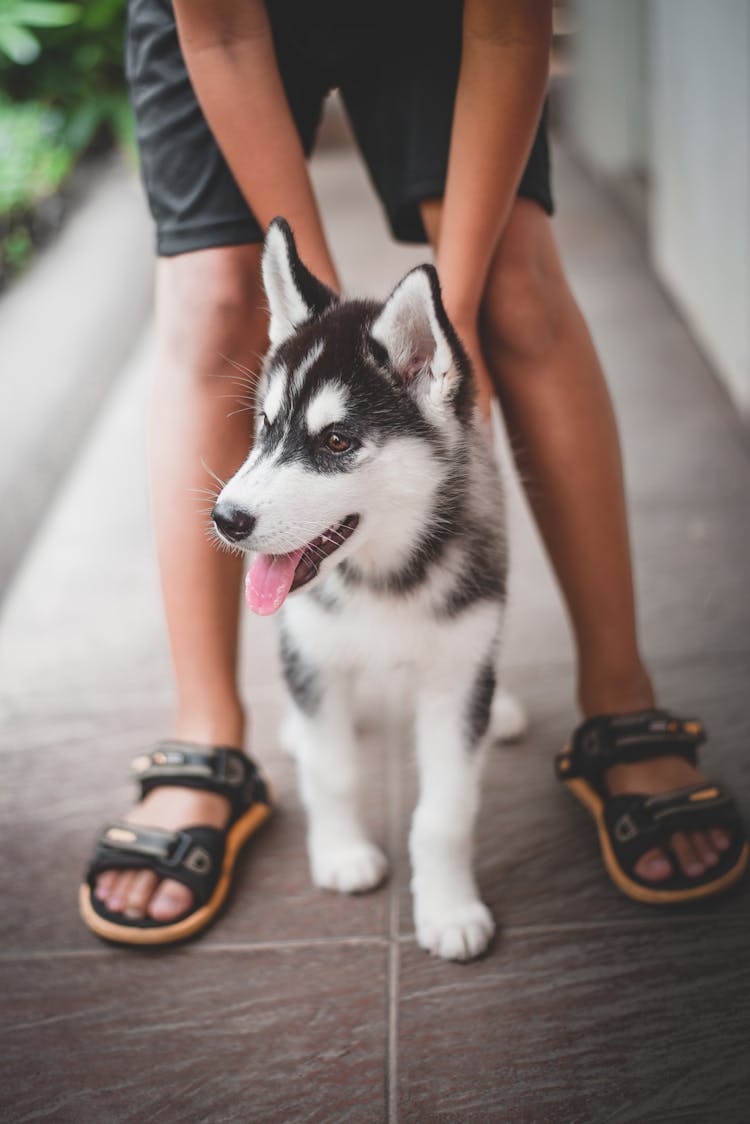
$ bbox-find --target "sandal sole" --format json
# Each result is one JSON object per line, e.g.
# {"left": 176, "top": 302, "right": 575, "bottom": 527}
{"left": 78, "top": 795, "right": 273, "bottom": 946}
{"left": 560, "top": 750, "right": 749, "bottom": 904}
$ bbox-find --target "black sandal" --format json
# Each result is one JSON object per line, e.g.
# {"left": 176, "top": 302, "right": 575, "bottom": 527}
{"left": 79, "top": 741, "right": 272, "bottom": 945}
{"left": 555, "top": 709, "right": 748, "bottom": 904}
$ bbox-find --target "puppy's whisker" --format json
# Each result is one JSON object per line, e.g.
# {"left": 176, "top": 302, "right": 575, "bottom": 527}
{"left": 216, "top": 371, "right": 259, "bottom": 389}
{"left": 215, "top": 392, "right": 257, "bottom": 404}
{"left": 199, "top": 458, "right": 229, "bottom": 490}
{"left": 219, "top": 353, "right": 261, "bottom": 380}
{"left": 188, "top": 485, "right": 221, "bottom": 497}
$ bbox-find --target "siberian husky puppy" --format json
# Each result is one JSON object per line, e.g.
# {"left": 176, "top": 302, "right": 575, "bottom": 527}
{"left": 212, "top": 218, "right": 522, "bottom": 960}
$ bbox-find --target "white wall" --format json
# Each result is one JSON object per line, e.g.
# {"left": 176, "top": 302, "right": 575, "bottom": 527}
{"left": 569, "top": 0, "right": 650, "bottom": 176}
{"left": 567, "top": 0, "right": 750, "bottom": 418}
{"left": 649, "top": 0, "right": 750, "bottom": 418}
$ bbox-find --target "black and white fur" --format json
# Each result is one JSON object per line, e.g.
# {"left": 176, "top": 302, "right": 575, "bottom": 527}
{"left": 213, "top": 219, "right": 524, "bottom": 960}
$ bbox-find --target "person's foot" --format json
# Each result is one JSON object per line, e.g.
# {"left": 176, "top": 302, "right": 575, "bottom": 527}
{"left": 605, "top": 756, "right": 732, "bottom": 882}
{"left": 93, "top": 786, "right": 231, "bottom": 921}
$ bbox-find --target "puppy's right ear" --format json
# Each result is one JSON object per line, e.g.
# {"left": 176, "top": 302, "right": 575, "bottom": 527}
{"left": 262, "top": 218, "right": 338, "bottom": 348}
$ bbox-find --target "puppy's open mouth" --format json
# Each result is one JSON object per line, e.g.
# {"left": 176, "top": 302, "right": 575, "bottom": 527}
{"left": 244, "top": 515, "right": 359, "bottom": 616}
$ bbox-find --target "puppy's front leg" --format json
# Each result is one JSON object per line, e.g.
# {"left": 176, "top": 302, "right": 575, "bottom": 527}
{"left": 410, "top": 655, "right": 496, "bottom": 961}
{"left": 288, "top": 674, "right": 389, "bottom": 895}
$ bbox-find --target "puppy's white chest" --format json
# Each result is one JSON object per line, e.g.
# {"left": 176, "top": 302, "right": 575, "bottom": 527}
{"left": 287, "top": 576, "right": 498, "bottom": 680}
{"left": 285, "top": 584, "right": 430, "bottom": 672}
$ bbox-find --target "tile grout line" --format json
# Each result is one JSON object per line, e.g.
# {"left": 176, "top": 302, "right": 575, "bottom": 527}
{"left": 3, "top": 909, "right": 746, "bottom": 964}
{"left": 384, "top": 685, "right": 406, "bottom": 1124}
{"left": 396, "top": 914, "right": 750, "bottom": 941}
{"left": 0, "top": 934, "right": 393, "bottom": 962}
{"left": 387, "top": 884, "right": 400, "bottom": 1124}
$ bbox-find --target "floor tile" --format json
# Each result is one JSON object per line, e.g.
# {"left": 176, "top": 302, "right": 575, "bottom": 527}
{"left": 632, "top": 498, "right": 750, "bottom": 662}
{"left": 0, "top": 945, "right": 388, "bottom": 1124}
{"left": 618, "top": 389, "right": 750, "bottom": 504}
{"left": 397, "top": 923, "right": 750, "bottom": 1123}
{"left": 500, "top": 483, "right": 750, "bottom": 672}
{"left": 0, "top": 695, "right": 389, "bottom": 954}
{"left": 393, "top": 654, "right": 750, "bottom": 935}
{"left": 203, "top": 703, "right": 392, "bottom": 947}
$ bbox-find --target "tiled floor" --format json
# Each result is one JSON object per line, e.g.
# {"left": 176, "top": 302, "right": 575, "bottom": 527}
{"left": 1, "top": 136, "right": 749, "bottom": 1122}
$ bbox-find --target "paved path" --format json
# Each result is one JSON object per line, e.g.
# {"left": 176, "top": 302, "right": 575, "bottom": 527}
{"left": 0, "top": 155, "right": 153, "bottom": 594}
{"left": 1, "top": 137, "right": 749, "bottom": 1122}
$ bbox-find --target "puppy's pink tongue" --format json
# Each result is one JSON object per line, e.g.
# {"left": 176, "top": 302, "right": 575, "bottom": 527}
{"left": 245, "top": 548, "right": 305, "bottom": 615}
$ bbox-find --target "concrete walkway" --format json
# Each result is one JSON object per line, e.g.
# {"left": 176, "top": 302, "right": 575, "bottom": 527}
{"left": 1, "top": 138, "right": 749, "bottom": 1122}
{"left": 0, "top": 154, "right": 153, "bottom": 595}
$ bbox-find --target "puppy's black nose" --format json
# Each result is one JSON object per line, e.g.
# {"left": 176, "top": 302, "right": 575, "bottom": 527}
{"left": 212, "top": 504, "right": 256, "bottom": 543}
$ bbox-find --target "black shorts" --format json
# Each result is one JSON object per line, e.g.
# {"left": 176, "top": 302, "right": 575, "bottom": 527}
{"left": 125, "top": 0, "right": 554, "bottom": 257}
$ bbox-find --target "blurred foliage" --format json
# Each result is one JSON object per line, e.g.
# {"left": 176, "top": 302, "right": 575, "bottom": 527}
{"left": 1, "top": 0, "right": 133, "bottom": 156}
{"left": 0, "top": 0, "right": 133, "bottom": 285}
{"left": 0, "top": 1, "right": 82, "bottom": 65}
{"left": 0, "top": 99, "right": 73, "bottom": 213}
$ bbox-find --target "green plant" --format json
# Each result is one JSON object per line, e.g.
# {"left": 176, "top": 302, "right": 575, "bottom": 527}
{"left": 0, "top": 0, "right": 132, "bottom": 284}
{"left": 0, "top": 0, "right": 132, "bottom": 153}
{"left": 3, "top": 224, "right": 32, "bottom": 269}
{"left": 0, "top": 0, "right": 81, "bottom": 66}
{"left": 0, "top": 97, "right": 73, "bottom": 213}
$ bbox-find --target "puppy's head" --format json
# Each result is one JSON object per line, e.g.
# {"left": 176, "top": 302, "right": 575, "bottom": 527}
{"left": 212, "top": 218, "right": 474, "bottom": 614}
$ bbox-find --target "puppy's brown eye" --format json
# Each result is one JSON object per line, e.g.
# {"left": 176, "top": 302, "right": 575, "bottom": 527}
{"left": 325, "top": 432, "right": 350, "bottom": 453}
{"left": 260, "top": 412, "right": 269, "bottom": 431}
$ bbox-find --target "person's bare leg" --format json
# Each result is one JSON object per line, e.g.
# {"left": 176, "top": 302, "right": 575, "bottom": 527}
{"left": 421, "top": 198, "right": 730, "bottom": 882}
{"left": 95, "top": 244, "right": 268, "bottom": 921}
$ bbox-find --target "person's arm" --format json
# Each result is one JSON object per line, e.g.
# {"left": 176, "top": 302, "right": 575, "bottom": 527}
{"left": 173, "top": 0, "right": 338, "bottom": 289}
{"left": 436, "top": 0, "right": 552, "bottom": 325}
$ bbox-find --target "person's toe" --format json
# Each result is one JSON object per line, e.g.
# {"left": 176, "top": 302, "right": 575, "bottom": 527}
{"left": 105, "top": 870, "right": 137, "bottom": 913}
{"left": 670, "top": 831, "right": 705, "bottom": 877}
{"left": 710, "top": 828, "right": 731, "bottom": 852}
{"left": 691, "top": 831, "right": 718, "bottom": 868}
{"left": 148, "top": 878, "right": 192, "bottom": 922}
{"left": 123, "top": 869, "right": 159, "bottom": 919}
{"left": 634, "top": 848, "right": 673, "bottom": 881}
{"left": 94, "top": 871, "right": 117, "bottom": 901}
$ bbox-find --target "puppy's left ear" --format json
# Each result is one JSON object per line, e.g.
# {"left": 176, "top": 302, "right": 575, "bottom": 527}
{"left": 370, "top": 266, "right": 470, "bottom": 412}
{"left": 262, "top": 218, "right": 338, "bottom": 348}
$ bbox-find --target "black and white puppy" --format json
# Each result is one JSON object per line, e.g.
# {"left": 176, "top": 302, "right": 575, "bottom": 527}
{"left": 213, "top": 219, "right": 523, "bottom": 960}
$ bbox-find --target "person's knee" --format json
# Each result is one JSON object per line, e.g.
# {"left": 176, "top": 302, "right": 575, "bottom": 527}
{"left": 480, "top": 254, "right": 566, "bottom": 370}
{"left": 157, "top": 246, "right": 267, "bottom": 381}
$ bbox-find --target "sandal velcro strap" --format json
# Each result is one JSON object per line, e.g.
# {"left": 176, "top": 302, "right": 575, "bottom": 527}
{"left": 556, "top": 709, "right": 706, "bottom": 785}
{"left": 87, "top": 822, "right": 225, "bottom": 908}
{"left": 555, "top": 710, "right": 749, "bottom": 902}
{"left": 80, "top": 744, "right": 274, "bottom": 942}
{"left": 602, "top": 785, "right": 747, "bottom": 890}
{"left": 131, "top": 741, "right": 268, "bottom": 815}
{"left": 605, "top": 785, "right": 743, "bottom": 854}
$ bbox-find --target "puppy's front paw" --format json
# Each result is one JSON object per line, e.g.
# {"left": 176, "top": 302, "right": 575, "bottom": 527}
{"left": 310, "top": 840, "right": 389, "bottom": 894}
{"left": 415, "top": 899, "right": 495, "bottom": 961}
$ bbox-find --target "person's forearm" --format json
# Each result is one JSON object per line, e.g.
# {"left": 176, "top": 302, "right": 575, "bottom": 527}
{"left": 173, "top": 0, "right": 338, "bottom": 289}
{"left": 437, "top": 0, "right": 552, "bottom": 322}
